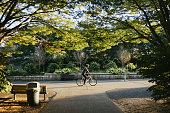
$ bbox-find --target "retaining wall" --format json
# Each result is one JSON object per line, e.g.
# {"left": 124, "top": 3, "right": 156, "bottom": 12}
{"left": 7, "top": 73, "right": 141, "bottom": 81}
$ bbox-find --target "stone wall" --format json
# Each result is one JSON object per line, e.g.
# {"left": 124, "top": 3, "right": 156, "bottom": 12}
{"left": 7, "top": 73, "right": 141, "bottom": 81}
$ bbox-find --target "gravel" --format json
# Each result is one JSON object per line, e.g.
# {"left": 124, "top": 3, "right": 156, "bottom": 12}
{"left": 106, "top": 87, "right": 170, "bottom": 113}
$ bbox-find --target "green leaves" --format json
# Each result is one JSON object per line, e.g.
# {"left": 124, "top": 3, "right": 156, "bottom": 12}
{"left": 136, "top": 45, "right": 170, "bottom": 101}
{"left": 0, "top": 70, "right": 13, "bottom": 93}
{"left": 77, "top": 0, "right": 169, "bottom": 48}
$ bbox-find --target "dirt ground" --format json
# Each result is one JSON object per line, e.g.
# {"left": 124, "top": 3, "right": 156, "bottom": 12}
{"left": 113, "top": 98, "right": 170, "bottom": 113}
{"left": 0, "top": 91, "right": 55, "bottom": 113}
{"left": 0, "top": 100, "right": 46, "bottom": 113}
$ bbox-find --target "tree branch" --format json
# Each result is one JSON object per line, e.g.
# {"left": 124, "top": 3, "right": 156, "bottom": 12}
{"left": 11, "top": 4, "right": 31, "bottom": 17}
{"left": 34, "top": 17, "right": 66, "bottom": 35}
{"left": 0, "top": 0, "right": 10, "bottom": 7}
{"left": 10, "top": 10, "right": 55, "bottom": 20}
{"left": 133, "top": 0, "right": 164, "bottom": 46}
{"left": 0, "top": 9, "right": 40, "bottom": 44}
{"left": 158, "top": 0, "right": 170, "bottom": 42}
{"left": 0, "top": 0, "right": 18, "bottom": 28}
{"left": 0, "top": 0, "right": 13, "bottom": 23}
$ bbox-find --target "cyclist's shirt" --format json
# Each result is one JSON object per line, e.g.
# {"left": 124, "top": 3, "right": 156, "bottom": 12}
{"left": 82, "top": 67, "right": 90, "bottom": 76}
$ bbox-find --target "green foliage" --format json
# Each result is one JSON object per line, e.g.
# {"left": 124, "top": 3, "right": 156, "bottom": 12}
{"left": 0, "top": 70, "right": 13, "bottom": 93}
{"left": 24, "top": 63, "right": 37, "bottom": 75}
{"left": 7, "top": 68, "right": 27, "bottom": 76}
{"left": 0, "top": 52, "right": 9, "bottom": 66}
{"left": 78, "top": 0, "right": 169, "bottom": 50}
{"left": 89, "top": 62, "right": 100, "bottom": 71}
{"left": 6, "top": 64, "right": 16, "bottom": 71}
{"left": 105, "top": 61, "right": 118, "bottom": 70}
{"left": 12, "top": 45, "right": 35, "bottom": 57}
{"left": 126, "top": 63, "right": 137, "bottom": 72}
{"left": 106, "top": 68, "right": 126, "bottom": 75}
{"left": 137, "top": 46, "right": 170, "bottom": 101}
{"left": 47, "top": 63, "right": 60, "bottom": 73}
{"left": 0, "top": 0, "right": 75, "bottom": 45}
{"left": 55, "top": 68, "right": 72, "bottom": 75}
{"left": 66, "top": 62, "right": 76, "bottom": 69}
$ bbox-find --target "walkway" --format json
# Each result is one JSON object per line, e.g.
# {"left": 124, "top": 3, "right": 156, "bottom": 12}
{"left": 39, "top": 79, "right": 152, "bottom": 113}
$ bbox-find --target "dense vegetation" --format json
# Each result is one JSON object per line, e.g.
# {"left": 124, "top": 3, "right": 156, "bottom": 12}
{"left": 5, "top": 43, "right": 136, "bottom": 75}
{"left": 0, "top": 0, "right": 169, "bottom": 101}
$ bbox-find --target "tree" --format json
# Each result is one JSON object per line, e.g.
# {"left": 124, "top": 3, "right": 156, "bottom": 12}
{"left": 0, "top": 0, "right": 89, "bottom": 53}
{"left": 136, "top": 45, "right": 170, "bottom": 101}
{"left": 75, "top": 0, "right": 170, "bottom": 101}
{"left": 0, "top": 0, "right": 70, "bottom": 44}
{"left": 77, "top": 0, "right": 169, "bottom": 47}
{"left": 0, "top": 0, "right": 88, "bottom": 93}
{"left": 117, "top": 46, "right": 131, "bottom": 67}
{"left": 33, "top": 47, "right": 47, "bottom": 72}
{"left": 73, "top": 50, "right": 85, "bottom": 69}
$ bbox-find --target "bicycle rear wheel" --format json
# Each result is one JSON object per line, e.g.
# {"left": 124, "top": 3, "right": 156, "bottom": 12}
{"left": 76, "top": 79, "right": 84, "bottom": 86}
{"left": 89, "top": 78, "right": 97, "bottom": 86}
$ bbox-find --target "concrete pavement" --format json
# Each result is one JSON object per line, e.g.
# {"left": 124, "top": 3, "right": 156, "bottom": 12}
{"left": 11, "top": 79, "right": 152, "bottom": 113}
{"left": 37, "top": 79, "right": 152, "bottom": 113}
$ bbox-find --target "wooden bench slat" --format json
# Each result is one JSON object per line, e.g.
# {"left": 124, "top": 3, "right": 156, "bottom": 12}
{"left": 12, "top": 90, "right": 27, "bottom": 94}
{"left": 11, "top": 84, "right": 48, "bottom": 100}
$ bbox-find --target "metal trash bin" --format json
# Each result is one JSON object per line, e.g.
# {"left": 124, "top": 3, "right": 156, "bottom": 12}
{"left": 26, "top": 82, "right": 40, "bottom": 106}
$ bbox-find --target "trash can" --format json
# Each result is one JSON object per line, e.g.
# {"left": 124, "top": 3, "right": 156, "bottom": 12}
{"left": 26, "top": 82, "right": 40, "bottom": 106}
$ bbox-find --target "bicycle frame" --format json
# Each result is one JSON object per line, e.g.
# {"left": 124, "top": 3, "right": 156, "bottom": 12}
{"left": 76, "top": 74, "right": 97, "bottom": 86}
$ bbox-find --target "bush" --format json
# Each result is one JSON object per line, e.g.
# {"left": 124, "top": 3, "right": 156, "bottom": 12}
{"left": 89, "top": 62, "right": 100, "bottom": 71}
{"left": 24, "top": 63, "right": 37, "bottom": 75}
{"left": 126, "top": 63, "right": 137, "bottom": 72}
{"left": 55, "top": 68, "right": 72, "bottom": 75}
{"left": 0, "top": 70, "right": 13, "bottom": 93}
{"left": 7, "top": 68, "right": 27, "bottom": 76}
{"left": 66, "top": 62, "right": 76, "bottom": 69}
{"left": 47, "top": 63, "right": 60, "bottom": 73}
{"left": 6, "top": 64, "right": 27, "bottom": 76}
{"left": 106, "top": 68, "right": 126, "bottom": 75}
{"left": 105, "top": 61, "right": 118, "bottom": 69}
{"left": 6, "top": 64, "right": 16, "bottom": 71}
{"left": 137, "top": 46, "right": 170, "bottom": 101}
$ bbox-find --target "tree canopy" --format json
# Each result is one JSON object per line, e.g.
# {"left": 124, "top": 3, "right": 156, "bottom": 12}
{"left": 0, "top": 0, "right": 170, "bottom": 100}
{"left": 0, "top": 0, "right": 90, "bottom": 55}
{"left": 77, "top": 0, "right": 170, "bottom": 49}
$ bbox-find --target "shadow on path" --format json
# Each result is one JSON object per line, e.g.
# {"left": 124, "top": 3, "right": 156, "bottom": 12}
{"left": 40, "top": 92, "right": 123, "bottom": 113}
{"left": 106, "top": 87, "right": 152, "bottom": 100}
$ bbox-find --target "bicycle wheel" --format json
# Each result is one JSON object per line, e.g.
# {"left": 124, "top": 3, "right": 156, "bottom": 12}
{"left": 76, "top": 79, "right": 84, "bottom": 86}
{"left": 89, "top": 78, "right": 97, "bottom": 86}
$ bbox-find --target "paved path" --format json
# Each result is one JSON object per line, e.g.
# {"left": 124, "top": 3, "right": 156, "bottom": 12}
{"left": 11, "top": 79, "right": 152, "bottom": 113}
{"left": 35, "top": 79, "right": 152, "bottom": 113}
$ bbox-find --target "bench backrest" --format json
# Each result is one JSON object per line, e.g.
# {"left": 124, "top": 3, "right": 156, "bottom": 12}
{"left": 11, "top": 85, "right": 47, "bottom": 94}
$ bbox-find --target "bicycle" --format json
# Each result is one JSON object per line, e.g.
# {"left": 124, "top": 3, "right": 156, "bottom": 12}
{"left": 76, "top": 74, "right": 97, "bottom": 86}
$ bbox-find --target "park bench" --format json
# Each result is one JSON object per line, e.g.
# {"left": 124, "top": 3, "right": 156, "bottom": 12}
{"left": 11, "top": 84, "right": 48, "bottom": 100}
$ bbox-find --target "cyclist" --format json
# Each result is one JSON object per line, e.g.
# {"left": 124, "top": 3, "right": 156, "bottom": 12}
{"left": 82, "top": 64, "right": 90, "bottom": 85}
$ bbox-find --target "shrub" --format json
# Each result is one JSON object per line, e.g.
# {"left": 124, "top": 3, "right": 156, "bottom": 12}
{"left": 7, "top": 68, "right": 27, "bottom": 76}
{"left": 105, "top": 61, "right": 118, "bottom": 69}
{"left": 137, "top": 46, "right": 170, "bottom": 101}
{"left": 6, "top": 64, "right": 27, "bottom": 76}
{"left": 6, "top": 64, "right": 16, "bottom": 71}
{"left": 66, "top": 62, "right": 76, "bottom": 69}
{"left": 55, "top": 68, "right": 72, "bottom": 75}
{"left": 106, "top": 68, "right": 126, "bottom": 75}
{"left": 47, "top": 63, "right": 60, "bottom": 73}
{"left": 89, "top": 62, "right": 100, "bottom": 71}
{"left": 0, "top": 70, "right": 13, "bottom": 93}
{"left": 24, "top": 63, "right": 37, "bottom": 75}
{"left": 126, "top": 63, "right": 137, "bottom": 72}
